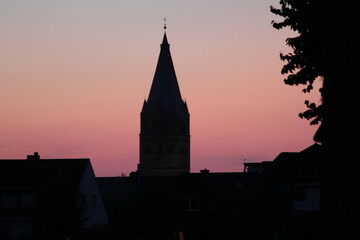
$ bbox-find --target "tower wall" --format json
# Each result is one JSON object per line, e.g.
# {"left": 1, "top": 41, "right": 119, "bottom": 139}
{"left": 138, "top": 109, "right": 190, "bottom": 176}
{"left": 138, "top": 135, "right": 190, "bottom": 176}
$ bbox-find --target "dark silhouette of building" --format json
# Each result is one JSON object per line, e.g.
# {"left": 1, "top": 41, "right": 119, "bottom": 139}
{"left": 138, "top": 29, "right": 190, "bottom": 176}
{"left": 0, "top": 153, "right": 108, "bottom": 239}
{"left": 97, "top": 144, "right": 324, "bottom": 240}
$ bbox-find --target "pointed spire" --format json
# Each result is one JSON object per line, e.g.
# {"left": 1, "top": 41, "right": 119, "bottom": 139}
{"left": 162, "top": 32, "right": 169, "bottom": 46}
{"left": 142, "top": 30, "right": 186, "bottom": 115}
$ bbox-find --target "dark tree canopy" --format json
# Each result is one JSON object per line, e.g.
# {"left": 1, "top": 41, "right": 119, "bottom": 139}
{"left": 271, "top": 1, "right": 360, "bottom": 238}
{"left": 270, "top": 1, "right": 326, "bottom": 125}
{"left": 270, "top": 0, "right": 360, "bottom": 129}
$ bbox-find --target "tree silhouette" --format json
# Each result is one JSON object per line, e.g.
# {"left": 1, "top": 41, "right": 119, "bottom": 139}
{"left": 271, "top": 1, "right": 360, "bottom": 238}
{"left": 270, "top": 1, "right": 325, "bottom": 125}
{"left": 270, "top": 1, "right": 360, "bottom": 127}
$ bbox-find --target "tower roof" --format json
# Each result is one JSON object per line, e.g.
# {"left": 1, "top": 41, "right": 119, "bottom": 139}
{"left": 142, "top": 32, "right": 186, "bottom": 114}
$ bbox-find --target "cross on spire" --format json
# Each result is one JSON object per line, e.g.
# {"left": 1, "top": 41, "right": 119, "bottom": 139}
{"left": 164, "top": 16, "right": 167, "bottom": 30}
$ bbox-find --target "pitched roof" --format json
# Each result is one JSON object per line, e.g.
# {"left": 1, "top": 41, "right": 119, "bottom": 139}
{"left": 96, "top": 177, "right": 138, "bottom": 201}
{"left": 264, "top": 144, "right": 323, "bottom": 181}
{"left": 0, "top": 156, "right": 89, "bottom": 192}
{"left": 142, "top": 33, "right": 187, "bottom": 114}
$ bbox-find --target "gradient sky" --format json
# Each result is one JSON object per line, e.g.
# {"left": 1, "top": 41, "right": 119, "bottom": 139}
{"left": 0, "top": 0, "right": 321, "bottom": 177}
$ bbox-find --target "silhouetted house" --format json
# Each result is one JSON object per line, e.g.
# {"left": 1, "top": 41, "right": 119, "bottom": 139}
{"left": 244, "top": 161, "right": 273, "bottom": 173}
{"left": 264, "top": 143, "right": 323, "bottom": 213}
{"left": 97, "top": 170, "right": 264, "bottom": 240}
{"left": 139, "top": 29, "right": 190, "bottom": 176}
{"left": 262, "top": 143, "right": 324, "bottom": 239}
{"left": 96, "top": 144, "right": 324, "bottom": 240}
{"left": 0, "top": 152, "right": 108, "bottom": 239}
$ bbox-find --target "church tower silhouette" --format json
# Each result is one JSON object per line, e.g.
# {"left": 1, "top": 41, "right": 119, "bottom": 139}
{"left": 138, "top": 28, "right": 190, "bottom": 176}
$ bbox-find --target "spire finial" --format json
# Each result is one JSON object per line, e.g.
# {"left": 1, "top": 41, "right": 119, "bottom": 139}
{"left": 164, "top": 16, "right": 167, "bottom": 31}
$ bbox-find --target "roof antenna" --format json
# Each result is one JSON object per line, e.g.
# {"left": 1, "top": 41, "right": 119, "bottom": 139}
{"left": 164, "top": 16, "right": 167, "bottom": 31}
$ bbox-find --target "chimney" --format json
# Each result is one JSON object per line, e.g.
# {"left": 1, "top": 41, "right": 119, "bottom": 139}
{"left": 200, "top": 169, "right": 210, "bottom": 174}
{"left": 27, "top": 152, "right": 40, "bottom": 160}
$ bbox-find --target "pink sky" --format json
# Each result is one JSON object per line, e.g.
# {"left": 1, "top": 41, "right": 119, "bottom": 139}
{"left": 0, "top": 1, "right": 321, "bottom": 176}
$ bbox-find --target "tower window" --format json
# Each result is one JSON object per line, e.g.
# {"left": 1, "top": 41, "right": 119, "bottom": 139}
{"left": 181, "top": 124, "right": 187, "bottom": 133}
{"left": 167, "top": 146, "right": 173, "bottom": 154}
{"left": 184, "top": 147, "right": 188, "bottom": 154}
{"left": 145, "top": 146, "right": 150, "bottom": 155}
{"left": 157, "top": 146, "right": 162, "bottom": 154}
{"left": 179, "top": 146, "right": 185, "bottom": 154}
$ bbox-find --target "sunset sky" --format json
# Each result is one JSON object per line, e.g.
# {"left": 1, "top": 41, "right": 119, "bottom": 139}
{"left": 0, "top": 0, "right": 321, "bottom": 177}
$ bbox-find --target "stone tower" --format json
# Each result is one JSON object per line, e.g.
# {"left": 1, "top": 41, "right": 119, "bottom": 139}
{"left": 138, "top": 30, "right": 190, "bottom": 176}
